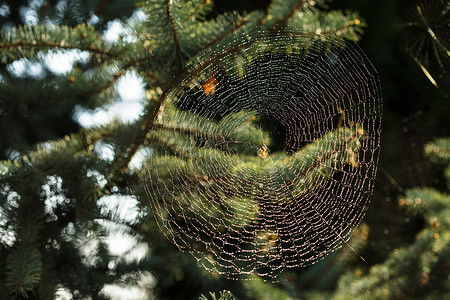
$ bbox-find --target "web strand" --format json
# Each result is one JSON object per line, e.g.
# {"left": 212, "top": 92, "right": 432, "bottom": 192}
{"left": 145, "top": 30, "right": 382, "bottom": 280}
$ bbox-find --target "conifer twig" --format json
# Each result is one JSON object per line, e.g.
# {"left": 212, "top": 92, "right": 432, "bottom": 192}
{"left": 273, "top": 0, "right": 306, "bottom": 31}
{"left": 148, "top": 136, "right": 191, "bottom": 160}
{"left": 115, "top": 72, "right": 184, "bottom": 173}
{"left": 153, "top": 124, "right": 225, "bottom": 143}
{"left": 166, "top": 0, "right": 184, "bottom": 67}
{"left": 296, "top": 131, "right": 364, "bottom": 180}
{"left": 198, "top": 18, "right": 248, "bottom": 53}
{"left": 186, "top": 0, "right": 211, "bottom": 21}
{"left": 89, "top": 57, "right": 154, "bottom": 96}
{"left": 315, "top": 19, "right": 361, "bottom": 36}
{"left": 0, "top": 40, "right": 119, "bottom": 60}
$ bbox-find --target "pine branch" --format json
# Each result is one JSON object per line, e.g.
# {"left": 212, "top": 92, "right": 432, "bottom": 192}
{"left": 17, "top": 121, "right": 121, "bottom": 161}
{"left": 5, "top": 247, "right": 42, "bottom": 297}
{"left": 0, "top": 24, "right": 121, "bottom": 64}
{"left": 186, "top": 0, "right": 213, "bottom": 21}
{"left": 112, "top": 73, "right": 183, "bottom": 173}
{"left": 149, "top": 135, "right": 192, "bottom": 160}
{"left": 266, "top": 0, "right": 323, "bottom": 29}
{"left": 89, "top": 56, "right": 151, "bottom": 96}
{"left": 154, "top": 124, "right": 225, "bottom": 143}
{"left": 81, "top": 56, "right": 156, "bottom": 103}
{"left": 313, "top": 19, "right": 363, "bottom": 36}
{"left": 0, "top": 40, "right": 118, "bottom": 61}
{"left": 0, "top": 24, "right": 158, "bottom": 66}
{"left": 198, "top": 290, "right": 236, "bottom": 300}
{"left": 424, "top": 138, "right": 450, "bottom": 164}
{"left": 289, "top": 10, "right": 365, "bottom": 42}
{"left": 90, "top": 71, "right": 124, "bottom": 96}
{"left": 273, "top": 0, "right": 306, "bottom": 30}
{"left": 198, "top": 18, "right": 248, "bottom": 53}
{"left": 109, "top": 14, "right": 266, "bottom": 172}
{"left": 165, "top": 0, "right": 184, "bottom": 67}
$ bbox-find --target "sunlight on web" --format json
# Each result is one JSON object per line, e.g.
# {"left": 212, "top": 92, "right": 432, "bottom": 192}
{"left": 145, "top": 29, "right": 382, "bottom": 280}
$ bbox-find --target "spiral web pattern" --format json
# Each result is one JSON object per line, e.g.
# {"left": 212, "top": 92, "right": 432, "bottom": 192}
{"left": 145, "top": 31, "right": 382, "bottom": 279}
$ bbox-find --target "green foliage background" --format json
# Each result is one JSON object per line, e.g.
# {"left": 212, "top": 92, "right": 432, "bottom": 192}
{"left": 0, "top": 0, "right": 448, "bottom": 299}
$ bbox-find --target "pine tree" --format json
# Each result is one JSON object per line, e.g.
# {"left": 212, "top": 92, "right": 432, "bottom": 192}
{"left": 0, "top": 0, "right": 375, "bottom": 299}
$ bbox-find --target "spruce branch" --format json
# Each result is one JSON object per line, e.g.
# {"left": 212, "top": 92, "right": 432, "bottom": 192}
{"left": 294, "top": 130, "right": 362, "bottom": 179}
{"left": 186, "top": 0, "right": 213, "bottom": 21}
{"left": 198, "top": 18, "right": 248, "bottom": 53}
{"left": 90, "top": 70, "right": 125, "bottom": 96}
{"left": 0, "top": 24, "right": 158, "bottom": 66}
{"left": 17, "top": 121, "right": 121, "bottom": 161}
{"left": 289, "top": 10, "right": 365, "bottom": 42}
{"left": 81, "top": 56, "right": 155, "bottom": 102}
{"left": 304, "top": 18, "right": 364, "bottom": 39}
{"left": 285, "top": 0, "right": 308, "bottom": 22}
{"left": 149, "top": 135, "right": 192, "bottom": 160}
{"left": 0, "top": 39, "right": 118, "bottom": 61}
{"left": 88, "top": 58, "right": 147, "bottom": 96}
{"left": 111, "top": 74, "right": 183, "bottom": 173}
{"left": 272, "top": 0, "right": 307, "bottom": 30}
{"left": 0, "top": 24, "right": 121, "bottom": 64}
{"left": 320, "top": 19, "right": 363, "bottom": 36}
{"left": 198, "top": 290, "right": 236, "bottom": 300}
{"left": 266, "top": 0, "right": 325, "bottom": 29}
{"left": 165, "top": 0, "right": 184, "bottom": 67}
{"left": 108, "top": 13, "right": 265, "bottom": 173}
{"left": 424, "top": 138, "right": 450, "bottom": 164}
{"left": 154, "top": 124, "right": 225, "bottom": 143}
{"left": 5, "top": 247, "right": 42, "bottom": 297}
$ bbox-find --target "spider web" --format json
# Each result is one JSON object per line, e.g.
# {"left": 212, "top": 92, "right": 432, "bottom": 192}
{"left": 145, "top": 30, "right": 382, "bottom": 280}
